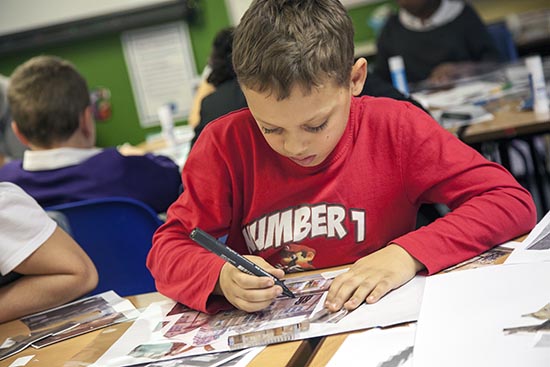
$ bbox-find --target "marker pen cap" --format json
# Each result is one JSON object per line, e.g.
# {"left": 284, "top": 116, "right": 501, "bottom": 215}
{"left": 525, "top": 55, "right": 549, "bottom": 115}
{"left": 389, "top": 55, "right": 405, "bottom": 72}
{"left": 158, "top": 103, "right": 177, "bottom": 147}
{"left": 389, "top": 55, "right": 409, "bottom": 96}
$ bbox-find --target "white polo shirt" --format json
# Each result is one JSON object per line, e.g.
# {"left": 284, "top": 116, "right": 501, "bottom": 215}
{"left": 399, "top": 0, "right": 464, "bottom": 31}
{"left": 0, "top": 182, "right": 56, "bottom": 275}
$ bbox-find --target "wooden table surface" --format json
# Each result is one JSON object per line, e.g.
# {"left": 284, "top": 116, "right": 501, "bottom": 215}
{"left": 447, "top": 103, "right": 550, "bottom": 144}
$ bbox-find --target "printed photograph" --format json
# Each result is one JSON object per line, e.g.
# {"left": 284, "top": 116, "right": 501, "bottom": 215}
{"left": 283, "top": 274, "right": 333, "bottom": 296}
{"left": 441, "top": 246, "right": 513, "bottom": 273}
{"left": 19, "top": 293, "right": 135, "bottom": 348}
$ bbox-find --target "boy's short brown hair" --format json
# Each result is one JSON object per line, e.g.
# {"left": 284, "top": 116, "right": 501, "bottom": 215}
{"left": 233, "top": 0, "right": 355, "bottom": 100}
{"left": 8, "top": 55, "right": 90, "bottom": 147}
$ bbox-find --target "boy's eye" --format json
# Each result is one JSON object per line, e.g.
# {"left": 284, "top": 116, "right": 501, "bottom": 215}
{"left": 261, "top": 126, "right": 282, "bottom": 134}
{"left": 305, "top": 120, "right": 328, "bottom": 133}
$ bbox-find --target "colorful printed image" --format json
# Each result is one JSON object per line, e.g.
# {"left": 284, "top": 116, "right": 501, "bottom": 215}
{"left": 162, "top": 293, "right": 323, "bottom": 349}
{"left": 284, "top": 274, "right": 333, "bottom": 296}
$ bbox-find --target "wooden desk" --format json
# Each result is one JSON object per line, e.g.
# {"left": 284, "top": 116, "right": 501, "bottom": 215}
{"left": 450, "top": 107, "right": 550, "bottom": 145}
{"left": 306, "top": 332, "right": 355, "bottom": 367}
{"left": 0, "top": 292, "right": 311, "bottom": 367}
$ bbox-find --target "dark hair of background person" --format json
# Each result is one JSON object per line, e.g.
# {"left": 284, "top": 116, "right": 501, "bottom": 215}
{"left": 191, "top": 27, "right": 247, "bottom": 147}
{"left": 206, "top": 27, "right": 236, "bottom": 87}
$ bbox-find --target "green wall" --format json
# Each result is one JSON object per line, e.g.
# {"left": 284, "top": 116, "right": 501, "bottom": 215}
{"left": 348, "top": 0, "right": 394, "bottom": 45}
{"left": 0, "top": 0, "right": 389, "bottom": 147}
{"left": 0, "top": 0, "right": 230, "bottom": 147}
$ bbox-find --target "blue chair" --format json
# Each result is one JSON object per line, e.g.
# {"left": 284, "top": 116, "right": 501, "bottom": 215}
{"left": 487, "top": 21, "right": 518, "bottom": 62}
{"left": 45, "top": 197, "right": 163, "bottom": 297}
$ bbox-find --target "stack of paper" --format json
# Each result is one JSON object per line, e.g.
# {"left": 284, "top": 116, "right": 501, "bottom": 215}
{"left": 414, "top": 262, "right": 550, "bottom": 367}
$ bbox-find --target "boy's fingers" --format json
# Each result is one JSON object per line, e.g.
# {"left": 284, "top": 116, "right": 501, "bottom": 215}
{"left": 233, "top": 285, "right": 282, "bottom": 302}
{"left": 246, "top": 256, "right": 285, "bottom": 279}
{"left": 324, "top": 277, "right": 343, "bottom": 310}
{"left": 232, "top": 297, "right": 275, "bottom": 313}
{"left": 365, "top": 279, "right": 393, "bottom": 304}
{"left": 325, "top": 273, "right": 361, "bottom": 311}
{"left": 230, "top": 286, "right": 282, "bottom": 312}
{"left": 341, "top": 277, "right": 376, "bottom": 310}
{"left": 232, "top": 270, "right": 274, "bottom": 289}
{"left": 269, "top": 268, "right": 286, "bottom": 279}
{"left": 343, "top": 279, "right": 392, "bottom": 310}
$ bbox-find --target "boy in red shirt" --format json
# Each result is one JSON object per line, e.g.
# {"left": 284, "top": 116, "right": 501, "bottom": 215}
{"left": 147, "top": 0, "right": 535, "bottom": 314}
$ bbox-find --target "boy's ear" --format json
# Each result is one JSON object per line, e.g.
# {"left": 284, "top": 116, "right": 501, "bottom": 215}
{"left": 11, "top": 121, "right": 30, "bottom": 146}
{"left": 350, "top": 58, "right": 367, "bottom": 96}
{"left": 80, "top": 106, "right": 95, "bottom": 138}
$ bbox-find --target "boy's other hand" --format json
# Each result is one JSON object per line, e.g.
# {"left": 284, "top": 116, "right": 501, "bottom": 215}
{"left": 324, "top": 244, "right": 424, "bottom": 312}
{"left": 216, "top": 255, "right": 286, "bottom": 313}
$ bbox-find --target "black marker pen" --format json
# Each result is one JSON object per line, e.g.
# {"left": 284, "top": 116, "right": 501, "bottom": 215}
{"left": 441, "top": 112, "right": 472, "bottom": 120}
{"left": 190, "top": 227, "right": 296, "bottom": 298}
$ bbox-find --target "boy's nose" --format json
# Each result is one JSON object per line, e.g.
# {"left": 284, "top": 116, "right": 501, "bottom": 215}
{"left": 283, "top": 135, "right": 308, "bottom": 156}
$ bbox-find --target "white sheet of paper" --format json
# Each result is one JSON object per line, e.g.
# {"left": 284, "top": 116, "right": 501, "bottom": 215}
{"left": 329, "top": 276, "right": 424, "bottom": 330}
{"left": 326, "top": 324, "right": 416, "bottom": 367}
{"left": 413, "top": 263, "right": 550, "bottom": 367}
{"left": 8, "top": 355, "right": 34, "bottom": 367}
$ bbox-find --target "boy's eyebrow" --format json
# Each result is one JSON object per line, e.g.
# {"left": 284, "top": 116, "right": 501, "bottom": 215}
{"left": 256, "top": 114, "right": 325, "bottom": 128}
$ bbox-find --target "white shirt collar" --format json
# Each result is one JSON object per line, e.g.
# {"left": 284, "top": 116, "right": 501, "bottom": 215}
{"left": 399, "top": 0, "right": 465, "bottom": 32}
{"left": 22, "top": 147, "right": 103, "bottom": 171}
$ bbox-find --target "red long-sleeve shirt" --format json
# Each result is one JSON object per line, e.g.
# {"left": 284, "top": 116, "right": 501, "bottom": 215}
{"left": 147, "top": 96, "right": 536, "bottom": 313}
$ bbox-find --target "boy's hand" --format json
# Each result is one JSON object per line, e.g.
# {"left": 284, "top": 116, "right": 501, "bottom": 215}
{"left": 325, "top": 244, "right": 424, "bottom": 312}
{"left": 216, "top": 255, "right": 286, "bottom": 312}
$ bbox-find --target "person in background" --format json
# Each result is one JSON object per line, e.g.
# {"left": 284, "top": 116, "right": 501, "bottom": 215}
{"left": 191, "top": 27, "right": 420, "bottom": 147}
{"left": 373, "top": 0, "right": 501, "bottom": 86}
{"left": 190, "top": 27, "right": 247, "bottom": 147}
{"left": 0, "top": 75, "right": 26, "bottom": 167}
{"left": 187, "top": 68, "right": 215, "bottom": 129}
{"left": 147, "top": 0, "right": 535, "bottom": 314}
{"left": 0, "top": 182, "right": 98, "bottom": 322}
{"left": 0, "top": 55, "right": 182, "bottom": 213}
